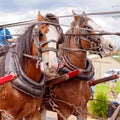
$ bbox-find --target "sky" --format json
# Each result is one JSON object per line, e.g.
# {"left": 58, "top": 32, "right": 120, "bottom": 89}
{"left": 0, "top": 0, "right": 120, "bottom": 48}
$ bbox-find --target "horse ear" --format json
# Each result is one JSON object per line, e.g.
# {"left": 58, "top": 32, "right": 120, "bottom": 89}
{"left": 72, "top": 10, "right": 76, "bottom": 15}
{"left": 37, "top": 11, "right": 44, "bottom": 21}
{"left": 72, "top": 10, "right": 78, "bottom": 21}
{"left": 82, "top": 11, "right": 87, "bottom": 17}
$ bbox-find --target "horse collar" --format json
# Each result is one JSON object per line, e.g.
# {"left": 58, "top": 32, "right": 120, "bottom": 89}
{"left": 5, "top": 49, "right": 46, "bottom": 98}
{"left": 58, "top": 56, "right": 94, "bottom": 81}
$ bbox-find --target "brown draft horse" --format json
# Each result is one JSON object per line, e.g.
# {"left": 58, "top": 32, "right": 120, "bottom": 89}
{"left": 40, "top": 11, "right": 116, "bottom": 120}
{"left": 0, "top": 12, "right": 64, "bottom": 120}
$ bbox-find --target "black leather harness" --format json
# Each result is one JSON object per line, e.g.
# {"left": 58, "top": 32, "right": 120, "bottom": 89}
{"left": 58, "top": 57, "right": 94, "bottom": 81}
{"left": 5, "top": 49, "right": 46, "bottom": 98}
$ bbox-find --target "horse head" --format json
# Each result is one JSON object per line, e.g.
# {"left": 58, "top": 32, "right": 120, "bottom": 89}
{"left": 71, "top": 11, "right": 116, "bottom": 57}
{"left": 0, "top": 11, "right": 62, "bottom": 119}
{"left": 37, "top": 11, "right": 64, "bottom": 73}
{"left": 40, "top": 11, "right": 116, "bottom": 120}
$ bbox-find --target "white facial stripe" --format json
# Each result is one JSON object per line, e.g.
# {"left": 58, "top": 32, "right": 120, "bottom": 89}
{"left": 88, "top": 19, "right": 115, "bottom": 57}
{"left": 88, "top": 19, "right": 113, "bottom": 43}
{"left": 46, "top": 25, "right": 59, "bottom": 43}
{"left": 88, "top": 20, "right": 102, "bottom": 32}
{"left": 45, "top": 25, "right": 59, "bottom": 71}
{"left": 88, "top": 20, "right": 114, "bottom": 47}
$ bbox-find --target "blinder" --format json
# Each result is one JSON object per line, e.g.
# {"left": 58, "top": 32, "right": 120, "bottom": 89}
{"left": 39, "top": 31, "right": 44, "bottom": 39}
{"left": 30, "top": 22, "right": 64, "bottom": 68}
{"left": 72, "top": 17, "right": 103, "bottom": 53}
{"left": 57, "top": 34, "right": 64, "bottom": 45}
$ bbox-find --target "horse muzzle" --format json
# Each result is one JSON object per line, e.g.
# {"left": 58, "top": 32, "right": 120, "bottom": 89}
{"left": 40, "top": 61, "right": 58, "bottom": 74}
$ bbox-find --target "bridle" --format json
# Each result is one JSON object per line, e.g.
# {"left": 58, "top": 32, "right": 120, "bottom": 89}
{"left": 57, "top": 15, "right": 95, "bottom": 79}
{"left": 56, "top": 15, "right": 104, "bottom": 74}
{"left": 63, "top": 15, "right": 104, "bottom": 56}
{"left": 23, "top": 21, "right": 64, "bottom": 67}
{"left": 3, "top": 21, "right": 64, "bottom": 98}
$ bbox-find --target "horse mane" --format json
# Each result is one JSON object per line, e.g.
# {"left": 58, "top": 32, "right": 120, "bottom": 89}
{"left": 45, "top": 13, "right": 59, "bottom": 24}
{"left": 16, "top": 24, "right": 36, "bottom": 69}
{"left": 45, "top": 13, "right": 64, "bottom": 45}
{"left": 71, "top": 15, "right": 89, "bottom": 28}
{"left": 63, "top": 14, "right": 88, "bottom": 51}
{"left": 64, "top": 29, "right": 71, "bottom": 45}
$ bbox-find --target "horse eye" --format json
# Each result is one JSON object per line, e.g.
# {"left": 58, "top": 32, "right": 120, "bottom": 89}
{"left": 75, "top": 36, "right": 78, "bottom": 41}
{"left": 39, "top": 32, "right": 43, "bottom": 38}
{"left": 84, "top": 25, "right": 92, "bottom": 29}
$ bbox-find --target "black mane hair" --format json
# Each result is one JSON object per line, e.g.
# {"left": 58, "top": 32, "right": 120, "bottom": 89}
{"left": 45, "top": 13, "right": 59, "bottom": 24}
{"left": 16, "top": 24, "right": 36, "bottom": 69}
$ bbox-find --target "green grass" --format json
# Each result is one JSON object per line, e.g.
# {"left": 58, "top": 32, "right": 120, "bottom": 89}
{"left": 94, "top": 82, "right": 120, "bottom": 100}
{"left": 88, "top": 82, "right": 120, "bottom": 118}
{"left": 89, "top": 92, "right": 109, "bottom": 118}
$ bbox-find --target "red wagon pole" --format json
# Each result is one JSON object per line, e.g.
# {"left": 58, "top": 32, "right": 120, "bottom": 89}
{"left": 0, "top": 73, "right": 17, "bottom": 85}
{"left": 89, "top": 74, "right": 119, "bottom": 86}
{"left": 46, "top": 69, "right": 83, "bottom": 86}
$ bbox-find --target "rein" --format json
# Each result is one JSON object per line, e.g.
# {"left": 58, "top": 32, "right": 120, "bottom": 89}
{"left": 23, "top": 39, "right": 58, "bottom": 61}
{"left": 59, "top": 46, "right": 102, "bottom": 54}
{"left": 65, "top": 32, "right": 120, "bottom": 36}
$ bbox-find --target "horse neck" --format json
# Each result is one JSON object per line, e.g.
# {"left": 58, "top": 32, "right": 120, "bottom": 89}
{"left": 66, "top": 51, "right": 87, "bottom": 69}
{"left": 62, "top": 39, "right": 87, "bottom": 69}
{"left": 25, "top": 60, "right": 42, "bottom": 82}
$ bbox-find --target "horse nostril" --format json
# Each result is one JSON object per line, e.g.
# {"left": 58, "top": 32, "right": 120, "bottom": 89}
{"left": 45, "top": 62, "right": 49, "bottom": 66}
{"left": 45, "top": 62, "right": 49, "bottom": 68}
{"left": 109, "top": 44, "right": 113, "bottom": 48}
{"left": 108, "top": 43, "right": 115, "bottom": 51}
{"left": 43, "top": 62, "right": 49, "bottom": 71}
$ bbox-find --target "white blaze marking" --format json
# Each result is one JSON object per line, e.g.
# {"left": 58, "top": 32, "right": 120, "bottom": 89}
{"left": 46, "top": 25, "right": 59, "bottom": 71}
{"left": 88, "top": 20, "right": 101, "bottom": 32}
{"left": 88, "top": 20, "right": 115, "bottom": 56}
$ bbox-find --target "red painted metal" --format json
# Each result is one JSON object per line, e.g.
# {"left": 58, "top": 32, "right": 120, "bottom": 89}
{"left": 68, "top": 70, "right": 81, "bottom": 78}
{"left": 0, "top": 73, "right": 17, "bottom": 85}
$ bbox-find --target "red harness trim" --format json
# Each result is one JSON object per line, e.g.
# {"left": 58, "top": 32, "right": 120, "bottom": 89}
{"left": 0, "top": 73, "right": 17, "bottom": 85}
{"left": 68, "top": 69, "right": 83, "bottom": 78}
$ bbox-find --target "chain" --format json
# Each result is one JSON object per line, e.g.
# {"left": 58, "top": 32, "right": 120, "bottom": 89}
{"left": 0, "top": 110, "right": 14, "bottom": 120}
{"left": 49, "top": 99, "right": 67, "bottom": 120}
{"left": 48, "top": 97, "right": 107, "bottom": 120}
{"left": 47, "top": 89, "right": 110, "bottom": 120}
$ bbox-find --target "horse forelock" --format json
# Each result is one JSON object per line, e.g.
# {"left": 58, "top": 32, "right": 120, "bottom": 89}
{"left": 65, "top": 30, "right": 71, "bottom": 45}
{"left": 16, "top": 24, "right": 36, "bottom": 66}
{"left": 45, "top": 13, "right": 59, "bottom": 24}
{"left": 72, "top": 15, "right": 88, "bottom": 28}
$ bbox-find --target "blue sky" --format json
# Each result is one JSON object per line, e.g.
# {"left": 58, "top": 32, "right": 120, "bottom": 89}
{"left": 0, "top": 0, "right": 120, "bottom": 48}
